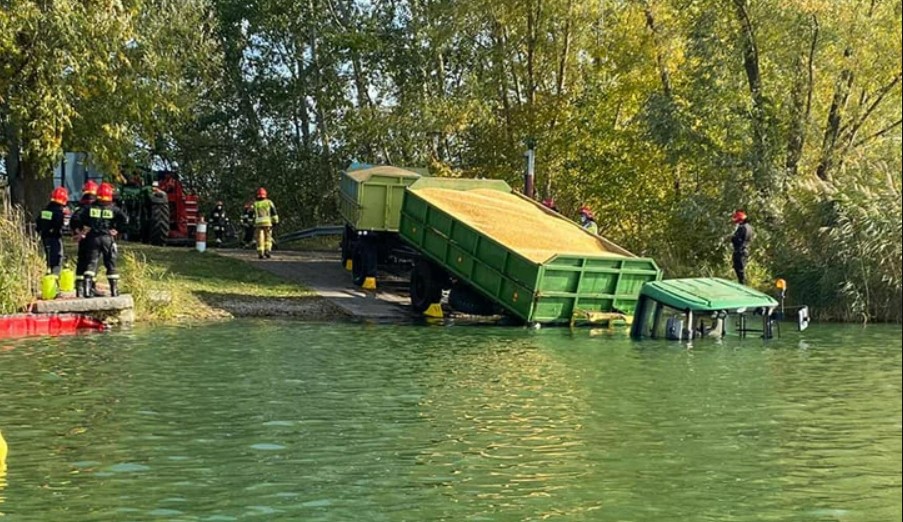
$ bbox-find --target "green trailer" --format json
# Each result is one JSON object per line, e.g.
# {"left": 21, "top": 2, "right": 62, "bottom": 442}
{"left": 399, "top": 178, "right": 662, "bottom": 325}
{"left": 338, "top": 164, "right": 424, "bottom": 286}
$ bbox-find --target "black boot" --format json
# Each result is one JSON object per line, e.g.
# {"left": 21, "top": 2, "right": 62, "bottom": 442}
{"left": 84, "top": 276, "right": 94, "bottom": 298}
{"left": 109, "top": 278, "right": 119, "bottom": 297}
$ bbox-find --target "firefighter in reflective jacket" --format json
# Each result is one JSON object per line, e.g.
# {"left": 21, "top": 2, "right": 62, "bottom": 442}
{"left": 70, "top": 180, "right": 98, "bottom": 296}
{"left": 253, "top": 187, "right": 278, "bottom": 259}
{"left": 36, "top": 187, "right": 69, "bottom": 275}
{"left": 74, "top": 183, "right": 128, "bottom": 297}
{"left": 579, "top": 206, "right": 598, "bottom": 235}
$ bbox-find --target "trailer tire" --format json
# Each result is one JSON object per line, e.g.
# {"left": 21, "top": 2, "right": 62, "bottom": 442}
{"left": 149, "top": 200, "right": 170, "bottom": 246}
{"left": 410, "top": 261, "right": 443, "bottom": 313}
{"left": 352, "top": 242, "right": 377, "bottom": 287}
{"left": 341, "top": 226, "right": 354, "bottom": 267}
{"left": 448, "top": 284, "right": 496, "bottom": 316}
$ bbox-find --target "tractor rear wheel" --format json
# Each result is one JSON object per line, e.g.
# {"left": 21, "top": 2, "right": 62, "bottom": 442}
{"left": 149, "top": 201, "right": 170, "bottom": 245}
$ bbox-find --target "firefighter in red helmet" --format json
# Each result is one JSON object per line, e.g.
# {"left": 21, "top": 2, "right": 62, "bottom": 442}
{"left": 70, "top": 180, "right": 100, "bottom": 295}
{"left": 252, "top": 187, "right": 278, "bottom": 259}
{"left": 579, "top": 205, "right": 598, "bottom": 235}
{"left": 73, "top": 182, "right": 127, "bottom": 297}
{"left": 730, "top": 210, "right": 754, "bottom": 285}
{"left": 36, "top": 186, "right": 69, "bottom": 275}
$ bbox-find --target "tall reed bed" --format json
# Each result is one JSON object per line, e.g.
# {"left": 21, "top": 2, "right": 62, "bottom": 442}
{"left": 1, "top": 205, "right": 44, "bottom": 313}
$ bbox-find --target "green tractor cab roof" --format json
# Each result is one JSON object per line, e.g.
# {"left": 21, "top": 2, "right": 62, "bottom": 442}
{"left": 640, "top": 277, "right": 778, "bottom": 312}
{"left": 631, "top": 278, "right": 789, "bottom": 340}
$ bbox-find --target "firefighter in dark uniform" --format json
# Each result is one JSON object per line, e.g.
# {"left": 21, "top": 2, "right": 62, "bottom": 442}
{"left": 210, "top": 200, "right": 228, "bottom": 245}
{"left": 240, "top": 201, "right": 255, "bottom": 248}
{"left": 70, "top": 180, "right": 98, "bottom": 297}
{"left": 730, "top": 210, "right": 754, "bottom": 285}
{"left": 75, "top": 183, "right": 128, "bottom": 297}
{"left": 36, "top": 187, "right": 69, "bottom": 276}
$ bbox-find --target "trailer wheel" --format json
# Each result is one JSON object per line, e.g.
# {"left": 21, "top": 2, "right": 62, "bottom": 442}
{"left": 448, "top": 284, "right": 496, "bottom": 316}
{"left": 410, "top": 261, "right": 443, "bottom": 313}
{"left": 341, "top": 226, "right": 353, "bottom": 267}
{"left": 352, "top": 242, "right": 377, "bottom": 287}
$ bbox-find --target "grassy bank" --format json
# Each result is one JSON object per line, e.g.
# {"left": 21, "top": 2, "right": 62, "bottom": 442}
{"left": 116, "top": 244, "right": 322, "bottom": 322}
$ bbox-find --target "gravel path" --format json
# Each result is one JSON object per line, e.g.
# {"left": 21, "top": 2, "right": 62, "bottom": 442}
{"left": 215, "top": 249, "right": 414, "bottom": 322}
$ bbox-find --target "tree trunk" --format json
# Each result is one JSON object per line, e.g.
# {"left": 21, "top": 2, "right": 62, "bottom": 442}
{"left": 785, "top": 15, "right": 818, "bottom": 180}
{"left": 732, "top": 0, "right": 774, "bottom": 199}
{"left": 644, "top": 1, "right": 672, "bottom": 98}
{"left": 816, "top": 47, "right": 854, "bottom": 182}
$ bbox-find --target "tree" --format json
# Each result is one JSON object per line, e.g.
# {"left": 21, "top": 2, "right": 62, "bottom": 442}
{"left": 0, "top": 0, "right": 218, "bottom": 214}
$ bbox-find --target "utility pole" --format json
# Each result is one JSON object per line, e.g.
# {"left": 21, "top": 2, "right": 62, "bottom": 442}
{"left": 524, "top": 137, "right": 536, "bottom": 198}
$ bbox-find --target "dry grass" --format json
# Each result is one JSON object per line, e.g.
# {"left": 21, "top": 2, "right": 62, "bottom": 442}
{"left": 416, "top": 188, "right": 615, "bottom": 262}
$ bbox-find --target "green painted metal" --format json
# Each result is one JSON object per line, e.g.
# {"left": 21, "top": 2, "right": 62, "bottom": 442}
{"left": 639, "top": 277, "right": 779, "bottom": 312}
{"left": 338, "top": 165, "right": 422, "bottom": 231}
{"left": 399, "top": 178, "right": 662, "bottom": 324}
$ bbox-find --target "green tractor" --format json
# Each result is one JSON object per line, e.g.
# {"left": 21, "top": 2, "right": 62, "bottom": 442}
{"left": 117, "top": 171, "right": 170, "bottom": 245}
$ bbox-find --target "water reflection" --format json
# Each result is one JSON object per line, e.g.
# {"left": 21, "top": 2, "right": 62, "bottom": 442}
{"left": 0, "top": 321, "right": 899, "bottom": 521}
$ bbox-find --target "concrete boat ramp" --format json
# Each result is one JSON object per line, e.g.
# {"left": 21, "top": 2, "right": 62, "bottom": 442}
{"left": 218, "top": 249, "right": 414, "bottom": 322}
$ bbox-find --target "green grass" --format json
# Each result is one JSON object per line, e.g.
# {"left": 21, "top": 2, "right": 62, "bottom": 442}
{"left": 116, "top": 243, "right": 314, "bottom": 321}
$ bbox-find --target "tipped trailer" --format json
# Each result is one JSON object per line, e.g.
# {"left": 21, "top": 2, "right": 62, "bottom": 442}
{"left": 398, "top": 178, "right": 662, "bottom": 325}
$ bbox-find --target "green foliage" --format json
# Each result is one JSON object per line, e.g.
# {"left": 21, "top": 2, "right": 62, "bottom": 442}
{"left": 1, "top": 0, "right": 219, "bottom": 204}
{"left": 775, "top": 175, "right": 902, "bottom": 323}
{"left": 5, "top": 0, "right": 900, "bottom": 321}
{"left": 0, "top": 207, "right": 44, "bottom": 314}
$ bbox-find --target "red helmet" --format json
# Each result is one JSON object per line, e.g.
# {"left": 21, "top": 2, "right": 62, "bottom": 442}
{"left": 732, "top": 210, "right": 747, "bottom": 223}
{"left": 97, "top": 183, "right": 115, "bottom": 202}
{"left": 579, "top": 205, "right": 594, "bottom": 220}
{"left": 542, "top": 198, "right": 556, "bottom": 209}
{"left": 256, "top": 187, "right": 267, "bottom": 199}
{"left": 51, "top": 187, "right": 69, "bottom": 205}
{"left": 82, "top": 180, "right": 99, "bottom": 195}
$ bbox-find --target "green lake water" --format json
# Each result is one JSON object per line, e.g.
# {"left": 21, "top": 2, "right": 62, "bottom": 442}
{"left": 1, "top": 321, "right": 900, "bottom": 521}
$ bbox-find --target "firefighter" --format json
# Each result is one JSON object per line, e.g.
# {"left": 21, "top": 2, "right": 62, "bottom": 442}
{"left": 541, "top": 197, "right": 559, "bottom": 213}
{"left": 730, "top": 210, "right": 754, "bottom": 285}
{"left": 252, "top": 187, "right": 278, "bottom": 259}
{"left": 579, "top": 205, "right": 598, "bottom": 235}
{"left": 36, "top": 187, "right": 69, "bottom": 276}
{"left": 240, "top": 201, "right": 255, "bottom": 248}
{"left": 210, "top": 200, "right": 228, "bottom": 245}
{"left": 70, "top": 180, "right": 99, "bottom": 297}
{"left": 75, "top": 183, "right": 128, "bottom": 297}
